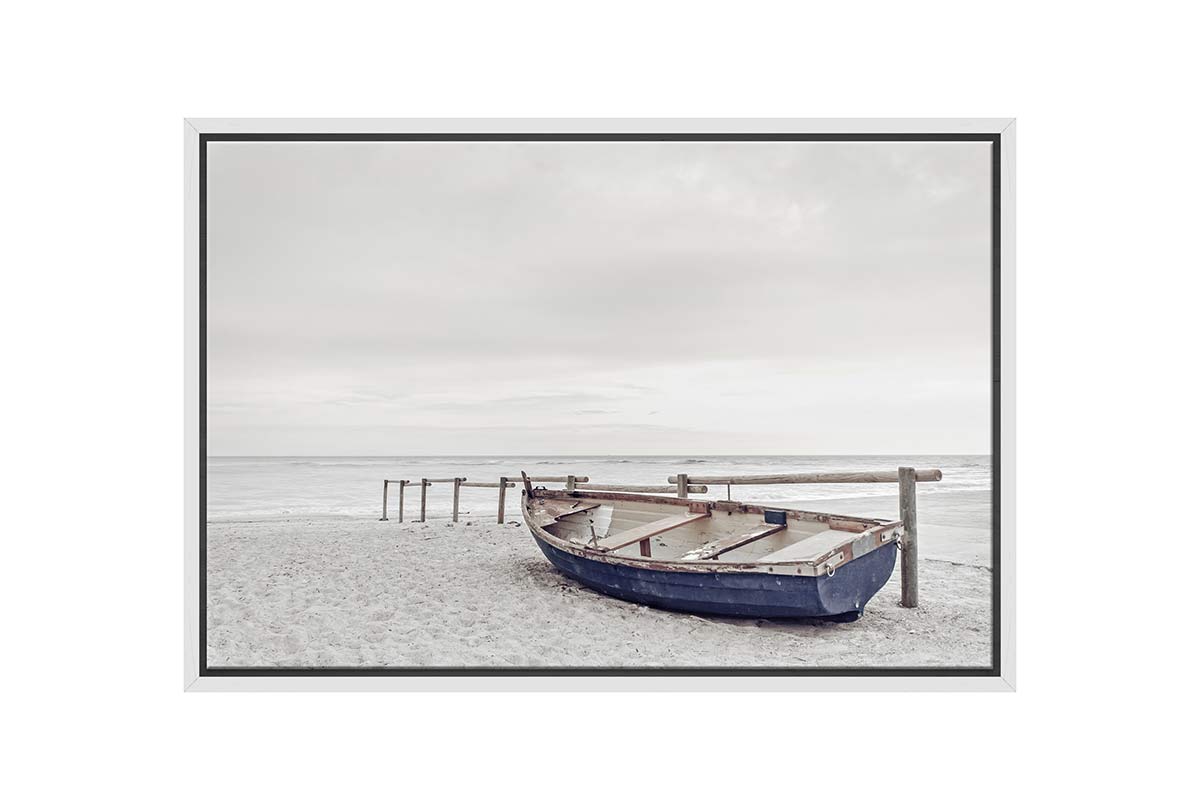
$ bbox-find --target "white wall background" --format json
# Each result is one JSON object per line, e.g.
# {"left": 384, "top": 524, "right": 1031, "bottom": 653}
{"left": 2, "top": 1, "right": 1195, "bottom": 808}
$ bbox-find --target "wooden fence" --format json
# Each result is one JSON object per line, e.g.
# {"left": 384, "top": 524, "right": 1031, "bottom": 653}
{"left": 379, "top": 475, "right": 708, "bottom": 524}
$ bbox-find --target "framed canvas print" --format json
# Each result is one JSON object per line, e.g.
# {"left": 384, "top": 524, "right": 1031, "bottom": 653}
{"left": 184, "top": 118, "right": 1015, "bottom": 690}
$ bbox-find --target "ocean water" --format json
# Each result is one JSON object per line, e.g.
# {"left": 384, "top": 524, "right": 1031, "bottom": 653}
{"left": 207, "top": 455, "right": 991, "bottom": 521}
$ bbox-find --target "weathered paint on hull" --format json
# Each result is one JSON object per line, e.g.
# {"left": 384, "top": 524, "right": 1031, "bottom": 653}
{"left": 533, "top": 536, "right": 896, "bottom": 620}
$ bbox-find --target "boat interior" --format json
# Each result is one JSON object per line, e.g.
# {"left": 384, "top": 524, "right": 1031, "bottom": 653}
{"left": 527, "top": 490, "right": 891, "bottom": 566}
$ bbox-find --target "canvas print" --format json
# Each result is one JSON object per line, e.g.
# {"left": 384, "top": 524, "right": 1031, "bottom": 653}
{"left": 202, "top": 135, "right": 996, "bottom": 672}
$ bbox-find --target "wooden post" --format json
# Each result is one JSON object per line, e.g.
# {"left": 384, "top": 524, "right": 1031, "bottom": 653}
{"left": 380, "top": 480, "right": 389, "bottom": 520}
{"left": 676, "top": 473, "right": 689, "bottom": 499}
{"left": 420, "top": 478, "right": 428, "bottom": 522}
{"left": 397, "top": 480, "right": 406, "bottom": 522}
{"left": 497, "top": 477, "right": 508, "bottom": 523}
{"left": 639, "top": 538, "right": 651, "bottom": 557}
{"left": 899, "top": 466, "right": 918, "bottom": 608}
{"left": 452, "top": 478, "right": 462, "bottom": 522}
{"left": 566, "top": 474, "right": 576, "bottom": 493}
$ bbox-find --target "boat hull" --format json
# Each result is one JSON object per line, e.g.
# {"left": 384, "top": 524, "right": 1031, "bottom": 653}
{"left": 533, "top": 535, "right": 896, "bottom": 620}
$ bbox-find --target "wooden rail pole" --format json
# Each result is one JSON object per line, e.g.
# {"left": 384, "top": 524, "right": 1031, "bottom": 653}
{"left": 899, "top": 466, "right": 918, "bottom": 608}
{"left": 499, "top": 475, "right": 589, "bottom": 483}
{"left": 380, "top": 479, "right": 389, "bottom": 520}
{"left": 452, "top": 478, "right": 462, "bottom": 522}
{"left": 561, "top": 483, "right": 709, "bottom": 494}
{"left": 397, "top": 480, "right": 406, "bottom": 522}
{"left": 497, "top": 477, "right": 508, "bottom": 523}
{"left": 668, "top": 470, "right": 942, "bottom": 485}
{"left": 419, "top": 478, "right": 429, "bottom": 522}
{"left": 676, "top": 473, "right": 689, "bottom": 499}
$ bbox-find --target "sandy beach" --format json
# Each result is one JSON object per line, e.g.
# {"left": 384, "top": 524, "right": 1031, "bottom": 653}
{"left": 206, "top": 491, "right": 992, "bottom": 668}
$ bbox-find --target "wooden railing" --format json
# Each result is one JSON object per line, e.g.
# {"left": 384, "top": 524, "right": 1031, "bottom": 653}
{"left": 379, "top": 475, "right": 710, "bottom": 524}
{"left": 667, "top": 469, "right": 942, "bottom": 486}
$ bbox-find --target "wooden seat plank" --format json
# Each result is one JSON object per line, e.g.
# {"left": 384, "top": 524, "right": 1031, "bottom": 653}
{"left": 755, "top": 529, "right": 859, "bottom": 563}
{"left": 679, "top": 523, "right": 786, "bottom": 561}
{"left": 599, "top": 512, "right": 711, "bottom": 552}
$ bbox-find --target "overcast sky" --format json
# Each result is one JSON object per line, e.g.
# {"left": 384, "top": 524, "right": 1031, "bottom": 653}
{"left": 206, "top": 140, "right": 991, "bottom": 456}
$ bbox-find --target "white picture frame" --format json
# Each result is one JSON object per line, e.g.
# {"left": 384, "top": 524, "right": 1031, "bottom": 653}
{"left": 184, "top": 118, "right": 1015, "bottom": 691}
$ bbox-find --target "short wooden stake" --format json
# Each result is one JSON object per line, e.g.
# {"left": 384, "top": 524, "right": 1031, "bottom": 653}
{"left": 497, "top": 477, "right": 508, "bottom": 523}
{"left": 397, "top": 480, "right": 406, "bottom": 522}
{"left": 676, "top": 473, "right": 689, "bottom": 499}
{"left": 899, "top": 466, "right": 919, "bottom": 608}
{"left": 380, "top": 479, "right": 389, "bottom": 520}
{"left": 452, "top": 478, "right": 462, "bottom": 522}
{"left": 420, "top": 478, "right": 428, "bottom": 522}
{"left": 566, "top": 474, "right": 576, "bottom": 493}
{"left": 639, "top": 538, "right": 651, "bottom": 558}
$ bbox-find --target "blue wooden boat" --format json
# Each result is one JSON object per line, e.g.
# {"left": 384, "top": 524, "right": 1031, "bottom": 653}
{"left": 520, "top": 476, "right": 902, "bottom": 621}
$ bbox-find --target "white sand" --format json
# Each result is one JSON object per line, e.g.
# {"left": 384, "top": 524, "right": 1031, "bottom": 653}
{"left": 206, "top": 507, "right": 992, "bottom": 668}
